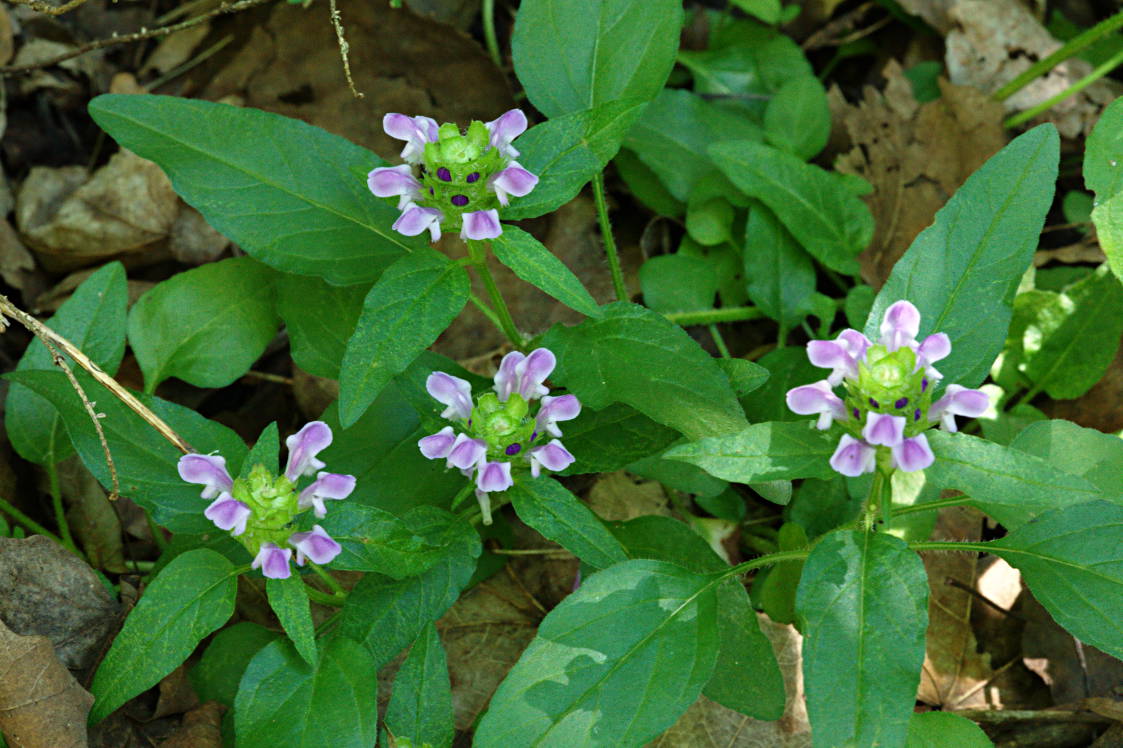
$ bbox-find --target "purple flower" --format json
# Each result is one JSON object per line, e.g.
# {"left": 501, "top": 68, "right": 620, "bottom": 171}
{"left": 461, "top": 209, "right": 501, "bottom": 241}
{"left": 489, "top": 163, "right": 538, "bottom": 207}
{"left": 785, "top": 381, "right": 847, "bottom": 430}
{"left": 252, "top": 543, "right": 293, "bottom": 580}
{"left": 284, "top": 421, "right": 333, "bottom": 481}
{"left": 929, "top": 384, "right": 990, "bottom": 433}
{"left": 536, "top": 394, "right": 581, "bottom": 437}
{"left": 494, "top": 348, "right": 556, "bottom": 402}
{"left": 892, "top": 434, "right": 934, "bottom": 472}
{"left": 418, "top": 426, "right": 457, "bottom": 459}
{"left": 368, "top": 165, "right": 422, "bottom": 209}
{"left": 447, "top": 434, "right": 488, "bottom": 470}
{"left": 178, "top": 454, "right": 233, "bottom": 499}
{"left": 426, "top": 372, "right": 474, "bottom": 420}
{"left": 486, "top": 109, "right": 528, "bottom": 158}
{"left": 383, "top": 113, "right": 439, "bottom": 164}
{"left": 528, "top": 440, "right": 575, "bottom": 478}
{"left": 204, "top": 494, "right": 251, "bottom": 535}
{"left": 807, "top": 330, "right": 870, "bottom": 386}
{"left": 297, "top": 472, "right": 356, "bottom": 519}
{"left": 477, "top": 460, "right": 513, "bottom": 493}
{"left": 829, "top": 435, "right": 876, "bottom": 477}
{"left": 289, "top": 525, "right": 342, "bottom": 566}
{"left": 879, "top": 300, "right": 920, "bottom": 352}
{"left": 393, "top": 203, "right": 444, "bottom": 243}
{"left": 862, "top": 412, "right": 905, "bottom": 447}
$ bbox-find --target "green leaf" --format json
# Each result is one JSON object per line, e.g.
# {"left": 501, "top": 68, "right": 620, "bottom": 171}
{"left": 274, "top": 273, "right": 369, "bottom": 379}
{"left": 1010, "top": 419, "right": 1123, "bottom": 492}
{"left": 266, "top": 575, "right": 317, "bottom": 665}
{"left": 625, "top": 89, "right": 763, "bottom": 201}
{"left": 764, "top": 76, "right": 831, "bottom": 160}
{"left": 386, "top": 623, "right": 454, "bottom": 748}
{"left": 319, "top": 504, "right": 477, "bottom": 578}
{"left": 704, "top": 580, "right": 786, "bottom": 720}
{"left": 795, "top": 531, "right": 928, "bottom": 748}
{"left": 1084, "top": 95, "right": 1123, "bottom": 200}
{"left": 1092, "top": 192, "right": 1123, "bottom": 282}
{"left": 6, "top": 262, "right": 127, "bottom": 465}
{"left": 680, "top": 30, "right": 811, "bottom": 102}
{"left": 491, "top": 226, "right": 601, "bottom": 317}
{"left": 744, "top": 202, "right": 815, "bottom": 334}
{"left": 906, "top": 712, "right": 992, "bottom": 748}
{"left": 665, "top": 421, "right": 839, "bottom": 484}
{"left": 511, "top": 0, "right": 682, "bottom": 118}
{"left": 475, "top": 560, "right": 721, "bottom": 746}
{"left": 5, "top": 369, "right": 247, "bottom": 533}
{"left": 640, "top": 253, "right": 718, "bottom": 313}
{"left": 508, "top": 478, "right": 628, "bottom": 570}
{"left": 88, "top": 94, "right": 417, "bottom": 285}
{"left": 731, "top": 0, "right": 781, "bottom": 23}
{"left": 685, "top": 196, "right": 735, "bottom": 246}
{"left": 235, "top": 635, "right": 379, "bottom": 748}
{"left": 190, "top": 622, "right": 279, "bottom": 707}
{"left": 90, "top": 549, "right": 238, "bottom": 722}
{"left": 755, "top": 522, "right": 807, "bottom": 624}
{"left": 710, "top": 140, "right": 873, "bottom": 274}
{"left": 608, "top": 515, "right": 727, "bottom": 572}
{"left": 241, "top": 421, "right": 279, "bottom": 478}
{"left": 926, "top": 430, "right": 1107, "bottom": 530}
{"left": 556, "top": 403, "right": 680, "bottom": 475}
{"left": 614, "top": 148, "right": 684, "bottom": 217}
{"left": 627, "top": 450, "right": 729, "bottom": 498}
{"left": 540, "top": 302, "right": 748, "bottom": 440}
{"left": 716, "top": 357, "right": 770, "bottom": 397}
{"left": 339, "top": 540, "right": 478, "bottom": 667}
{"left": 128, "top": 256, "right": 279, "bottom": 391}
{"left": 865, "top": 124, "right": 1060, "bottom": 388}
{"left": 740, "top": 346, "right": 822, "bottom": 423}
{"left": 338, "top": 250, "right": 469, "bottom": 427}
{"left": 990, "top": 501, "right": 1123, "bottom": 661}
{"left": 502, "top": 99, "right": 647, "bottom": 220}
{"left": 1020, "top": 264, "right": 1123, "bottom": 399}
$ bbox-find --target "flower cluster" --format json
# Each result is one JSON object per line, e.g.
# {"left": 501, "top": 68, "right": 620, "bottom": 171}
{"left": 418, "top": 348, "right": 579, "bottom": 524}
{"left": 786, "top": 300, "right": 989, "bottom": 477}
{"left": 368, "top": 110, "right": 538, "bottom": 243}
{"left": 177, "top": 422, "right": 356, "bottom": 579}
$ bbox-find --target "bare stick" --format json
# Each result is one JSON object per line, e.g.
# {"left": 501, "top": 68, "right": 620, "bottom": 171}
{"left": 5, "top": 0, "right": 90, "bottom": 16}
{"left": 329, "top": 0, "right": 364, "bottom": 99}
{"left": 0, "top": 0, "right": 276, "bottom": 76}
{"left": 0, "top": 295, "right": 192, "bottom": 455}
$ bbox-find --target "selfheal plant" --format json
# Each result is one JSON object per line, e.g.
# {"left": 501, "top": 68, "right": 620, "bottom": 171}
{"left": 418, "top": 349, "right": 579, "bottom": 524}
{"left": 177, "top": 421, "right": 355, "bottom": 578}
{"left": 368, "top": 110, "right": 539, "bottom": 243}
{"left": 786, "top": 300, "right": 989, "bottom": 477}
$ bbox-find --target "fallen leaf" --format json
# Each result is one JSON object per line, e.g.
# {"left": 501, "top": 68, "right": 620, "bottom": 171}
{"left": 157, "top": 701, "right": 225, "bottom": 748}
{"left": 586, "top": 471, "right": 671, "bottom": 522}
{"left": 168, "top": 204, "right": 230, "bottom": 266}
{"left": 831, "top": 60, "right": 1006, "bottom": 286}
{"left": 1021, "top": 593, "right": 1123, "bottom": 705}
{"left": 0, "top": 6, "right": 12, "bottom": 67}
{"left": 56, "top": 456, "right": 126, "bottom": 574}
{"left": 141, "top": 23, "right": 211, "bottom": 77}
{"left": 1033, "top": 238, "right": 1105, "bottom": 267}
{"left": 0, "top": 535, "right": 119, "bottom": 669}
{"left": 0, "top": 617, "right": 92, "bottom": 748}
{"left": 153, "top": 664, "right": 200, "bottom": 720}
{"left": 0, "top": 217, "right": 35, "bottom": 291}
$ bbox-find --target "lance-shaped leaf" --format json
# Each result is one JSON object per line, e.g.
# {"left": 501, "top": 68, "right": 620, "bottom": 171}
{"left": 266, "top": 575, "right": 317, "bottom": 665}
{"left": 475, "top": 560, "right": 721, "bottom": 746}
{"left": 508, "top": 478, "right": 627, "bottom": 570}
{"left": 1085, "top": 96, "right": 1123, "bottom": 283}
{"left": 795, "top": 531, "right": 928, "bottom": 748}
{"left": 386, "top": 623, "right": 454, "bottom": 748}
{"left": 865, "top": 124, "right": 1059, "bottom": 389}
{"left": 704, "top": 580, "right": 786, "bottom": 720}
{"left": 665, "top": 421, "right": 838, "bottom": 485}
{"left": 90, "top": 549, "right": 239, "bottom": 722}
{"left": 274, "top": 274, "right": 369, "bottom": 380}
{"left": 88, "top": 94, "right": 418, "bottom": 285}
{"left": 491, "top": 226, "right": 601, "bottom": 317}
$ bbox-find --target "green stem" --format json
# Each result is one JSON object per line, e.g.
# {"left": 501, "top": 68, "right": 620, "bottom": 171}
{"left": 451, "top": 482, "right": 475, "bottom": 510}
{"left": 481, "top": 0, "right": 502, "bottom": 69}
{"left": 0, "top": 495, "right": 63, "bottom": 543}
{"left": 468, "top": 242, "right": 525, "bottom": 348}
{"left": 891, "top": 495, "right": 974, "bottom": 517}
{"left": 861, "top": 469, "right": 888, "bottom": 532}
{"left": 909, "top": 540, "right": 992, "bottom": 554}
{"left": 309, "top": 562, "right": 346, "bottom": 598}
{"left": 708, "top": 324, "right": 731, "bottom": 358}
{"left": 1004, "top": 46, "right": 1123, "bottom": 128}
{"left": 994, "top": 9, "right": 1123, "bottom": 101}
{"left": 725, "top": 548, "right": 810, "bottom": 577}
{"left": 45, "top": 461, "right": 80, "bottom": 556}
{"left": 469, "top": 293, "right": 504, "bottom": 331}
{"left": 303, "top": 584, "right": 345, "bottom": 607}
{"left": 315, "top": 610, "right": 342, "bottom": 635}
{"left": 592, "top": 173, "right": 627, "bottom": 302}
{"left": 665, "top": 306, "right": 764, "bottom": 326}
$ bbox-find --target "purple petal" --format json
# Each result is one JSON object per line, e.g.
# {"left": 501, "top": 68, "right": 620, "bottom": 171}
{"left": 368, "top": 165, "right": 422, "bottom": 208}
{"left": 785, "top": 381, "right": 847, "bottom": 430}
{"left": 476, "top": 460, "right": 513, "bottom": 493}
{"left": 489, "top": 163, "right": 538, "bottom": 206}
{"left": 177, "top": 454, "right": 234, "bottom": 499}
{"left": 862, "top": 412, "right": 906, "bottom": 447}
{"left": 917, "top": 333, "right": 951, "bottom": 366}
{"left": 252, "top": 543, "right": 292, "bottom": 579}
{"left": 289, "top": 525, "right": 342, "bottom": 566}
{"left": 447, "top": 434, "right": 487, "bottom": 470}
{"left": 298, "top": 472, "right": 356, "bottom": 518}
{"left": 493, "top": 351, "right": 526, "bottom": 401}
{"left": 880, "top": 300, "right": 920, "bottom": 351}
{"left": 485, "top": 109, "right": 528, "bottom": 158}
{"left": 418, "top": 426, "right": 457, "bottom": 459}
{"left": 892, "top": 434, "right": 934, "bottom": 472}
{"left": 516, "top": 348, "right": 556, "bottom": 400}
{"left": 829, "top": 435, "right": 876, "bottom": 477}
{"left": 285, "top": 421, "right": 333, "bottom": 481}
{"left": 837, "top": 329, "right": 872, "bottom": 359}
{"left": 461, "top": 209, "right": 502, "bottom": 241}
{"left": 393, "top": 203, "right": 443, "bottom": 243}
{"left": 204, "top": 494, "right": 251, "bottom": 536}
{"left": 806, "top": 340, "right": 856, "bottom": 386}
{"left": 536, "top": 394, "right": 581, "bottom": 437}
{"left": 930, "top": 384, "right": 989, "bottom": 432}
{"left": 528, "top": 439, "right": 574, "bottom": 477}
{"left": 426, "top": 371, "right": 474, "bottom": 420}
{"left": 383, "top": 113, "right": 439, "bottom": 163}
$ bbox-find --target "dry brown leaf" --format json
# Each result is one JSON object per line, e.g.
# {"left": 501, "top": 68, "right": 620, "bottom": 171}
{"left": 0, "top": 217, "right": 35, "bottom": 291}
{"left": 141, "top": 24, "right": 211, "bottom": 77}
{"left": 16, "top": 151, "right": 178, "bottom": 271}
{"left": 585, "top": 471, "right": 671, "bottom": 522}
{"left": 0, "top": 535, "right": 119, "bottom": 669}
{"left": 831, "top": 60, "right": 1006, "bottom": 287}
{"left": 168, "top": 204, "right": 229, "bottom": 266}
{"left": 158, "top": 701, "right": 225, "bottom": 748}
{"left": 918, "top": 507, "right": 997, "bottom": 708}
{"left": 0, "top": 6, "right": 13, "bottom": 67}
{"left": 944, "top": 0, "right": 1120, "bottom": 138}
{"left": 0, "top": 617, "right": 93, "bottom": 748}
{"left": 153, "top": 664, "right": 200, "bottom": 720}
{"left": 1033, "top": 238, "right": 1105, "bottom": 267}
{"left": 56, "top": 456, "right": 126, "bottom": 573}
{"left": 1021, "top": 594, "right": 1123, "bottom": 705}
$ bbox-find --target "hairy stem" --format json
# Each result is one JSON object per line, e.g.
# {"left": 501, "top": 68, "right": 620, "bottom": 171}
{"left": 468, "top": 242, "right": 525, "bottom": 348}
{"left": 592, "top": 173, "right": 627, "bottom": 302}
{"left": 665, "top": 306, "right": 765, "bottom": 326}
